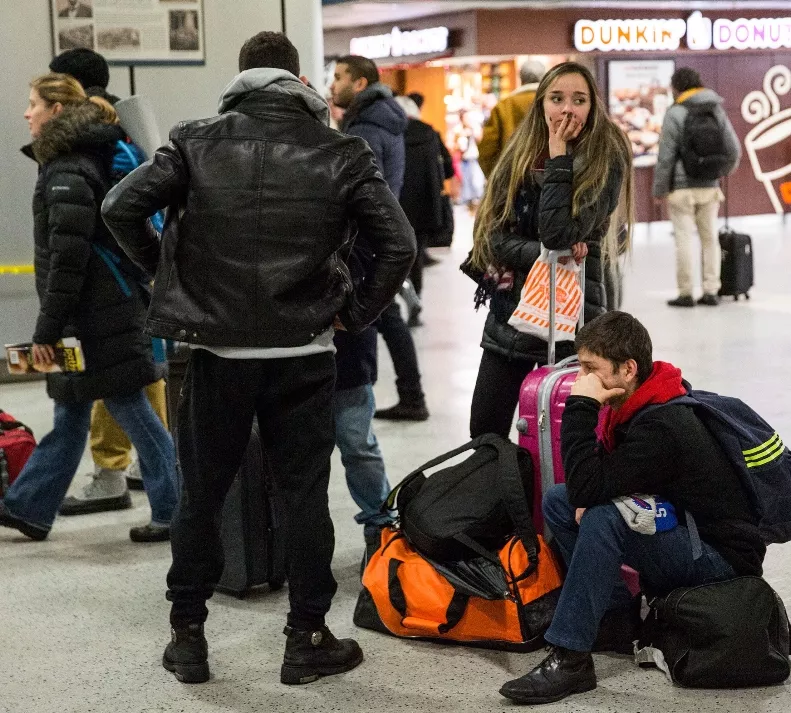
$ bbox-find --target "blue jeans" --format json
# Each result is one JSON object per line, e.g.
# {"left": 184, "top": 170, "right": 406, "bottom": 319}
{"left": 334, "top": 384, "right": 392, "bottom": 537}
{"left": 3, "top": 390, "right": 178, "bottom": 530}
{"left": 543, "top": 484, "right": 735, "bottom": 652}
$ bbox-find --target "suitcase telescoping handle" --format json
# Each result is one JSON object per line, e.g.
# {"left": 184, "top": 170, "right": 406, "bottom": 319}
{"left": 546, "top": 249, "right": 586, "bottom": 367}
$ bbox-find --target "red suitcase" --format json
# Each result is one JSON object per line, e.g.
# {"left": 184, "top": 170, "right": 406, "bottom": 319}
{"left": 0, "top": 410, "right": 36, "bottom": 496}
{"left": 515, "top": 252, "right": 640, "bottom": 595}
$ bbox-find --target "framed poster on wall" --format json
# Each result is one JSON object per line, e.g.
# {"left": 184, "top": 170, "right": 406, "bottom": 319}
{"left": 50, "top": 0, "right": 205, "bottom": 65}
{"left": 608, "top": 59, "right": 675, "bottom": 167}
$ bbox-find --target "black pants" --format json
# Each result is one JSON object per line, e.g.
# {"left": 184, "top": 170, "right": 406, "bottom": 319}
{"left": 409, "top": 233, "right": 428, "bottom": 296}
{"left": 377, "top": 301, "right": 425, "bottom": 405}
{"left": 470, "top": 349, "right": 537, "bottom": 439}
{"left": 166, "top": 349, "right": 338, "bottom": 631}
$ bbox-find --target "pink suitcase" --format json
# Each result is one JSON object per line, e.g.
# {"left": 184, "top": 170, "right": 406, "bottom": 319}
{"left": 515, "top": 251, "right": 640, "bottom": 595}
{"left": 515, "top": 250, "right": 585, "bottom": 536}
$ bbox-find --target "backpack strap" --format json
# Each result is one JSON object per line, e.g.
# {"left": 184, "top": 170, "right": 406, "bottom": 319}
{"left": 92, "top": 243, "right": 132, "bottom": 297}
{"left": 628, "top": 397, "right": 704, "bottom": 560}
{"left": 384, "top": 434, "right": 498, "bottom": 512}
{"left": 387, "top": 558, "right": 470, "bottom": 635}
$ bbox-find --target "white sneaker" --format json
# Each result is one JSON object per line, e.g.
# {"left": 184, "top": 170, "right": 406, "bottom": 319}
{"left": 59, "top": 467, "right": 132, "bottom": 516}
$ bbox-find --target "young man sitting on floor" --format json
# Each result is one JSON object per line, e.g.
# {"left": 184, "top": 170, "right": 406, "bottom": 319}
{"left": 499, "top": 311, "right": 765, "bottom": 705}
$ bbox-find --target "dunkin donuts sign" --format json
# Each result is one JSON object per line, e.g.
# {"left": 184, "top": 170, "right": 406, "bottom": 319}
{"left": 575, "top": 11, "right": 791, "bottom": 52}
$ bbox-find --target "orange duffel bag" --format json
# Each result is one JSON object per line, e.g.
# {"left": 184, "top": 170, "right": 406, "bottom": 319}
{"left": 354, "top": 527, "right": 563, "bottom": 651}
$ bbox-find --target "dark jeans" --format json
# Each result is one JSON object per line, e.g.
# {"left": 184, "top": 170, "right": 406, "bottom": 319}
{"left": 470, "top": 349, "right": 536, "bottom": 439}
{"left": 377, "top": 301, "right": 425, "bottom": 405}
{"left": 543, "top": 484, "right": 736, "bottom": 652}
{"left": 166, "top": 349, "right": 338, "bottom": 631}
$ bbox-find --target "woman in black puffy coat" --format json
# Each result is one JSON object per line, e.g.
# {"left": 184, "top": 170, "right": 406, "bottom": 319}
{"left": 468, "top": 62, "right": 634, "bottom": 439}
{"left": 0, "top": 73, "right": 178, "bottom": 542}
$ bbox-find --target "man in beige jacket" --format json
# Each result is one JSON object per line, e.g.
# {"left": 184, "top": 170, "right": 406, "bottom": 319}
{"left": 478, "top": 60, "right": 545, "bottom": 177}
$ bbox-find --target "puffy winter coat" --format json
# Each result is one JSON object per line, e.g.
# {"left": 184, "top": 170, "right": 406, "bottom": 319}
{"left": 24, "top": 102, "right": 162, "bottom": 402}
{"left": 341, "top": 83, "right": 408, "bottom": 197}
{"left": 482, "top": 154, "right": 621, "bottom": 363}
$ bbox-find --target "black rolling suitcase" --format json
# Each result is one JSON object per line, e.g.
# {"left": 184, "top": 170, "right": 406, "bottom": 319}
{"left": 718, "top": 179, "right": 753, "bottom": 300}
{"left": 164, "top": 345, "right": 287, "bottom": 598}
{"left": 216, "top": 419, "right": 287, "bottom": 597}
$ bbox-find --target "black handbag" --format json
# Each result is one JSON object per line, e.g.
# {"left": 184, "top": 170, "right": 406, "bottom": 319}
{"left": 638, "top": 576, "right": 790, "bottom": 688}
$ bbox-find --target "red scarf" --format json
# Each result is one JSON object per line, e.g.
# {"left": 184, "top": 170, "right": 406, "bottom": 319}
{"left": 600, "top": 361, "right": 686, "bottom": 453}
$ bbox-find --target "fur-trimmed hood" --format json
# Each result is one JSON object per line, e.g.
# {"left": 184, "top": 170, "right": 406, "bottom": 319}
{"left": 24, "top": 101, "right": 124, "bottom": 165}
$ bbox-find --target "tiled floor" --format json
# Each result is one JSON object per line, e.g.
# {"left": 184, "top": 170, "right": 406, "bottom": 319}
{"left": 2, "top": 209, "right": 790, "bottom": 712}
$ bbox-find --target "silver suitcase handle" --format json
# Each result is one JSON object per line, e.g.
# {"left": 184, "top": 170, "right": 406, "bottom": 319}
{"left": 546, "top": 249, "right": 585, "bottom": 367}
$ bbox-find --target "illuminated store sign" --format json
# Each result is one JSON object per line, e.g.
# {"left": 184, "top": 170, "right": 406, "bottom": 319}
{"left": 350, "top": 26, "right": 449, "bottom": 59}
{"left": 574, "top": 12, "right": 791, "bottom": 52}
{"left": 714, "top": 17, "right": 791, "bottom": 51}
{"left": 574, "top": 18, "right": 687, "bottom": 52}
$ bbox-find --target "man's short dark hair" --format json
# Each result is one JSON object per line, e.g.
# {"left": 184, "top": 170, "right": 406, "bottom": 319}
{"left": 408, "top": 92, "right": 424, "bottom": 110}
{"left": 239, "top": 31, "right": 299, "bottom": 75}
{"left": 49, "top": 48, "right": 109, "bottom": 90}
{"left": 336, "top": 55, "right": 380, "bottom": 85}
{"left": 575, "top": 311, "right": 654, "bottom": 384}
{"left": 671, "top": 67, "right": 703, "bottom": 94}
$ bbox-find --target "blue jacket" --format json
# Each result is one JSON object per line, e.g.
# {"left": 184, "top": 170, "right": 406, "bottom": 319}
{"left": 341, "top": 83, "right": 407, "bottom": 197}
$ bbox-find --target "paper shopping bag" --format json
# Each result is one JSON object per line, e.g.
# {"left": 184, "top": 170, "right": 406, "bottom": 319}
{"left": 507, "top": 249, "right": 582, "bottom": 341}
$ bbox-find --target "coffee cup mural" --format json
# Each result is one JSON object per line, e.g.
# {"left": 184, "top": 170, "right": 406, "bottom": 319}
{"left": 742, "top": 65, "right": 791, "bottom": 214}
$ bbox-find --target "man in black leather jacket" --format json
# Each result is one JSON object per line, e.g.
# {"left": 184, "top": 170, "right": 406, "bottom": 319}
{"left": 102, "top": 32, "right": 415, "bottom": 687}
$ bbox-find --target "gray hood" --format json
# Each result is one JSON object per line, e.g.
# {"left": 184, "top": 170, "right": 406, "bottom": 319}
{"left": 218, "top": 68, "right": 329, "bottom": 125}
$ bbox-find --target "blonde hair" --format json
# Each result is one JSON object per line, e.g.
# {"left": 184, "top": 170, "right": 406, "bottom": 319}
{"left": 472, "top": 62, "right": 634, "bottom": 271}
{"left": 31, "top": 72, "right": 119, "bottom": 125}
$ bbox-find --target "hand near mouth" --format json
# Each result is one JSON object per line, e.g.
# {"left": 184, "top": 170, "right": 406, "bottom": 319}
{"left": 549, "top": 113, "right": 584, "bottom": 158}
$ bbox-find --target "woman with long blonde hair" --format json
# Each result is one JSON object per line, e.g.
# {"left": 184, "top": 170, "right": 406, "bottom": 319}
{"left": 0, "top": 73, "right": 178, "bottom": 543}
{"left": 468, "top": 62, "right": 634, "bottom": 439}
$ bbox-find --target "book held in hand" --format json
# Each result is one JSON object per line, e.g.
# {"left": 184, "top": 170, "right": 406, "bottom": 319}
{"left": 5, "top": 338, "right": 85, "bottom": 375}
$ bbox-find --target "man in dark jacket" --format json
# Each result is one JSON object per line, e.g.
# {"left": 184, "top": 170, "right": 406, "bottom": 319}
{"left": 331, "top": 55, "right": 428, "bottom": 422}
{"left": 499, "top": 311, "right": 765, "bottom": 704}
{"left": 102, "top": 32, "right": 416, "bottom": 686}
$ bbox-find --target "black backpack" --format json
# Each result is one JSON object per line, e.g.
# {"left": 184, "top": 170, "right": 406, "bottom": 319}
{"left": 638, "top": 577, "right": 790, "bottom": 688}
{"left": 679, "top": 103, "right": 731, "bottom": 180}
{"left": 387, "top": 434, "right": 537, "bottom": 565}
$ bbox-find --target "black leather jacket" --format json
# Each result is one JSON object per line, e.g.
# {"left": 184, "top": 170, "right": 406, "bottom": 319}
{"left": 102, "top": 90, "right": 416, "bottom": 347}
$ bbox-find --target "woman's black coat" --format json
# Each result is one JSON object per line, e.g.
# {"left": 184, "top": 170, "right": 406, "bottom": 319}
{"left": 481, "top": 154, "right": 622, "bottom": 363}
{"left": 24, "top": 102, "right": 163, "bottom": 402}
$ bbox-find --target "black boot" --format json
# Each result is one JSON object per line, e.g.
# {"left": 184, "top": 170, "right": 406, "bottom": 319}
{"left": 667, "top": 295, "right": 694, "bottom": 308}
{"left": 162, "top": 623, "right": 209, "bottom": 683}
{"left": 374, "top": 401, "right": 429, "bottom": 422}
{"left": 281, "top": 625, "right": 363, "bottom": 685}
{"left": 499, "top": 646, "right": 596, "bottom": 705}
{"left": 593, "top": 596, "right": 642, "bottom": 655}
